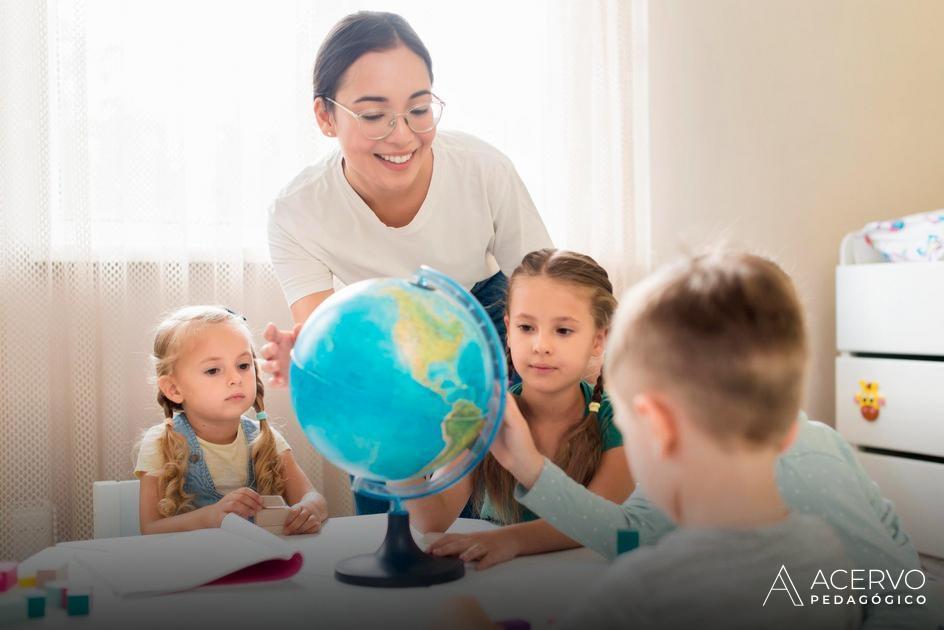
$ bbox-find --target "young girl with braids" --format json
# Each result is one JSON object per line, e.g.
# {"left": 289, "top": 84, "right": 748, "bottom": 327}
{"left": 410, "top": 249, "right": 633, "bottom": 569}
{"left": 134, "top": 306, "right": 327, "bottom": 535}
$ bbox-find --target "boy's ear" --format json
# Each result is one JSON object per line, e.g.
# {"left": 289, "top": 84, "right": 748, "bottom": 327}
{"left": 632, "top": 393, "right": 678, "bottom": 459}
{"left": 158, "top": 375, "right": 184, "bottom": 405}
{"left": 778, "top": 419, "right": 801, "bottom": 454}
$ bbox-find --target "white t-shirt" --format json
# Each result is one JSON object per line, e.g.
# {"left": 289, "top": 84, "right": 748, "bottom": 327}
{"left": 267, "top": 130, "right": 553, "bottom": 306}
{"left": 134, "top": 421, "right": 292, "bottom": 495}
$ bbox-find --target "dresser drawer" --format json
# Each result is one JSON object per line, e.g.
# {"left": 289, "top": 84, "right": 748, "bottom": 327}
{"left": 836, "top": 263, "right": 944, "bottom": 355}
{"left": 836, "top": 356, "right": 944, "bottom": 458}
{"left": 856, "top": 451, "right": 944, "bottom": 559}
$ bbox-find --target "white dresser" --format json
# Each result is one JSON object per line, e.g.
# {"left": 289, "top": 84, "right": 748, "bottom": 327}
{"left": 835, "top": 234, "right": 944, "bottom": 558}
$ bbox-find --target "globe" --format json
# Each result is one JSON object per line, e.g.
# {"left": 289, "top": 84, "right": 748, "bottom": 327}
{"left": 289, "top": 266, "right": 507, "bottom": 587}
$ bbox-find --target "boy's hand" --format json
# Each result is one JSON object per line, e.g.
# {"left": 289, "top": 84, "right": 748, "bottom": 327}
{"left": 282, "top": 496, "right": 328, "bottom": 535}
{"left": 428, "top": 529, "right": 521, "bottom": 570}
{"left": 489, "top": 393, "right": 545, "bottom": 489}
{"left": 210, "top": 487, "right": 264, "bottom": 527}
{"left": 260, "top": 322, "right": 302, "bottom": 388}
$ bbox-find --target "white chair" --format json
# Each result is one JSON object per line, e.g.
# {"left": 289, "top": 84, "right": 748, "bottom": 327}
{"left": 92, "top": 480, "right": 141, "bottom": 538}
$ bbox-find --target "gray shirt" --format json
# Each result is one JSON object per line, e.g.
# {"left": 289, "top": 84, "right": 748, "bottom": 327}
{"left": 559, "top": 513, "right": 861, "bottom": 630}
{"left": 515, "top": 414, "right": 935, "bottom": 628}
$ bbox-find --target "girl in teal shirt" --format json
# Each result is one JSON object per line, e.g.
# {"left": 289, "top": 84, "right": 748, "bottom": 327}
{"left": 407, "top": 249, "right": 633, "bottom": 568}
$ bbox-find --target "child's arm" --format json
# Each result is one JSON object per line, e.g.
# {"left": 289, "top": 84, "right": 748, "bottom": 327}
{"left": 483, "top": 393, "right": 675, "bottom": 559}
{"left": 428, "top": 448, "right": 633, "bottom": 568}
{"left": 138, "top": 475, "right": 264, "bottom": 535}
{"left": 404, "top": 472, "right": 474, "bottom": 534}
{"left": 279, "top": 449, "right": 328, "bottom": 535}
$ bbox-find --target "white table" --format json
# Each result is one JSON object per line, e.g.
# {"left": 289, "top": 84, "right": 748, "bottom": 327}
{"left": 13, "top": 515, "right": 608, "bottom": 629}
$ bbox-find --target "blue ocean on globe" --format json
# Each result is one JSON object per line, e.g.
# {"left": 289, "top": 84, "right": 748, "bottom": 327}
{"left": 290, "top": 267, "right": 506, "bottom": 502}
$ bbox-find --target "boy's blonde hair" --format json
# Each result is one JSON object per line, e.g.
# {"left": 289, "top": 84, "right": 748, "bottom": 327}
{"left": 152, "top": 305, "right": 284, "bottom": 516}
{"left": 474, "top": 249, "right": 618, "bottom": 524}
{"left": 606, "top": 252, "right": 807, "bottom": 445}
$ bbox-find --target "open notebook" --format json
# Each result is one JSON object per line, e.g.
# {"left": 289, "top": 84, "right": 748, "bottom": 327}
{"left": 62, "top": 514, "right": 303, "bottom": 597}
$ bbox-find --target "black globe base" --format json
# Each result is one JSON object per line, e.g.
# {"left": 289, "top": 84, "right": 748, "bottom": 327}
{"left": 335, "top": 509, "right": 465, "bottom": 587}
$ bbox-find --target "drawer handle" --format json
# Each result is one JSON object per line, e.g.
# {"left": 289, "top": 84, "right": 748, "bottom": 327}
{"left": 854, "top": 380, "right": 886, "bottom": 422}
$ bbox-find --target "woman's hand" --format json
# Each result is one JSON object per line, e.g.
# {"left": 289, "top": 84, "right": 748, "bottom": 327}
{"left": 428, "top": 529, "right": 521, "bottom": 570}
{"left": 489, "top": 393, "right": 545, "bottom": 489}
{"left": 282, "top": 495, "right": 329, "bottom": 535}
{"left": 208, "top": 487, "right": 264, "bottom": 527}
{"left": 260, "top": 322, "right": 301, "bottom": 388}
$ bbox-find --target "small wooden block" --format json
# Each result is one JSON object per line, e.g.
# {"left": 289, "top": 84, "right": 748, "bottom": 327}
{"left": 66, "top": 587, "right": 92, "bottom": 616}
{"left": 35, "top": 564, "right": 67, "bottom": 587}
{"left": 44, "top": 580, "right": 68, "bottom": 608}
{"left": 260, "top": 495, "right": 287, "bottom": 508}
{"left": 17, "top": 575, "right": 37, "bottom": 588}
{"left": 23, "top": 589, "right": 46, "bottom": 618}
{"left": 256, "top": 506, "right": 291, "bottom": 529}
{"left": 0, "top": 561, "right": 16, "bottom": 593}
{"left": 616, "top": 529, "right": 640, "bottom": 555}
{"left": 260, "top": 525, "right": 284, "bottom": 535}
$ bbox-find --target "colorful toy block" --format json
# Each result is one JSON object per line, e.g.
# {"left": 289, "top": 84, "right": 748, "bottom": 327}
{"left": 23, "top": 589, "right": 46, "bottom": 618}
{"left": 616, "top": 529, "right": 640, "bottom": 555}
{"left": 66, "top": 586, "right": 92, "bottom": 616}
{"left": 35, "top": 563, "right": 67, "bottom": 587}
{"left": 44, "top": 580, "right": 68, "bottom": 608}
{"left": 0, "top": 561, "right": 16, "bottom": 592}
{"left": 18, "top": 575, "right": 37, "bottom": 588}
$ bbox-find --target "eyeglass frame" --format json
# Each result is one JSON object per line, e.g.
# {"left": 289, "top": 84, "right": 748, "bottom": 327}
{"left": 318, "top": 94, "right": 446, "bottom": 140}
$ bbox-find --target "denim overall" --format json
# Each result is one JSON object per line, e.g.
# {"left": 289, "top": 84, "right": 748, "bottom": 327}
{"left": 173, "top": 413, "right": 259, "bottom": 508}
{"left": 352, "top": 270, "right": 509, "bottom": 516}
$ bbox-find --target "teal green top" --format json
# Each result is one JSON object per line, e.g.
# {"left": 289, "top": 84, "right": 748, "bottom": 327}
{"left": 515, "top": 413, "right": 935, "bottom": 629}
{"left": 478, "top": 380, "right": 622, "bottom": 524}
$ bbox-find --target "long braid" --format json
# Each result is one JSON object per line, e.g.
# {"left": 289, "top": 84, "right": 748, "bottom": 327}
{"left": 250, "top": 360, "right": 285, "bottom": 497}
{"left": 554, "top": 371, "right": 605, "bottom": 486}
{"left": 156, "top": 392, "right": 194, "bottom": 516}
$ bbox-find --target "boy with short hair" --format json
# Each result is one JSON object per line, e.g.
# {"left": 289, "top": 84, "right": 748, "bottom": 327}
{"left": 444, "top": 252, "right": 864, "bottom": 629}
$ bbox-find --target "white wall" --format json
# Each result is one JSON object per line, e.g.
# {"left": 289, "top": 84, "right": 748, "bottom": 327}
{"left": 647, "top": 0, "right": 944, "bottom": 423}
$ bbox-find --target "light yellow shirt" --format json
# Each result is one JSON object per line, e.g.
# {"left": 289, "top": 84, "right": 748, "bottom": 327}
{"left": 134, "top": 420, "right": 291, "bottom": 495}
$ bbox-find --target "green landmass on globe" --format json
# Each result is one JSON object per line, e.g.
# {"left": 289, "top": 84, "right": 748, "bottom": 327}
{"left": 419, "top": 400, "right": 485, "bottom": 475}
{"left": 386, "top": 286, "right": 485, "bottom": 475}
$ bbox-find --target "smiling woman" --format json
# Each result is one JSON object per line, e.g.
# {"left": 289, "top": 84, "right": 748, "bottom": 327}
{"left": 263, "top": 11, "right": 554, "bottom": 515}
{"left": 265, "top": 12, "right": 552, "bottom": 335}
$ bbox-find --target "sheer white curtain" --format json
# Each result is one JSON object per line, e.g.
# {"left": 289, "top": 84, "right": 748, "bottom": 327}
{"left": 0, "top": 0, "right": 636, "bottom": 558}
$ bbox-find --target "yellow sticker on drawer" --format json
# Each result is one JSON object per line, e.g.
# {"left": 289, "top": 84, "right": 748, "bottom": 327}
{"left": 854, "top": 380, "right": 885, "bottom": 421}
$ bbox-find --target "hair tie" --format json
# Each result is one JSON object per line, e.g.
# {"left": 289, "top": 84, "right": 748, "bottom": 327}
{"left": 588, "top": 402, "right": 601, "bottom": 414}
{"left": 223, "top": 306, "right": 248, "bottom": 322}
{"left": 164, "top": 414, "right": 175, "bottom": 426}
{"left": 256, "top": 411, "right": 268, "bottom": 421}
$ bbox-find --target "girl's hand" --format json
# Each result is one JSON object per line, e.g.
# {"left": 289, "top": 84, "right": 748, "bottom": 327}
{"left": 209, "top": 487, "right": 264, "bottom": 527}
{"left": 428, "top": 530, "right": 521, "bottom": 570}
{"left": 260, "top": 322, "right": 302, "bottom": 388}
{"left": 282, "top": 496, "right": 328, "bottom": 535}
{"left": 490, "top": 393, "right": 544, "bottom": 489}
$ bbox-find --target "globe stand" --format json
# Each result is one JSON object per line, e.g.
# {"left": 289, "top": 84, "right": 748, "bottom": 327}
{"left": 334, "top": 509, "right": 465, "bottom": 587}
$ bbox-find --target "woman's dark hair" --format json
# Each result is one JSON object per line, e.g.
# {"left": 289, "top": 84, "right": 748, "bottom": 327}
{"left": 313, "top": 12, "right": 433, "bottom": 107}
